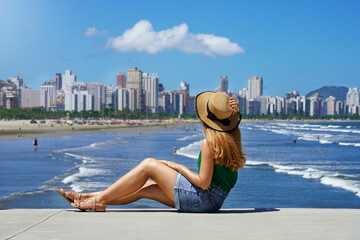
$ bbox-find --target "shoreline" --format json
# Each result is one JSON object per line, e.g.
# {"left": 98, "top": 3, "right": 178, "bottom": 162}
{"left": 1, "top": 118, "right": 357, "bottom": 141}
{"left": 0, "top": 119, "right": 193, "bottom": 142}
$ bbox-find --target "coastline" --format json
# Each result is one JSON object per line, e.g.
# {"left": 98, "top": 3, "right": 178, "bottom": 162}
{"left": 0, "top": 119, "right": 190, "bottom": 142}
{"left": 1, "top": 118, "right": 358, "bottom": 141}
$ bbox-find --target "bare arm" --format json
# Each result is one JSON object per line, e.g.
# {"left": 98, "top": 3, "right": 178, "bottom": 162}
{"left": 229, "top": 97, "right": 239, "bottom": 113}
{"left": 160, "top": 139, "right": 214, "bottom": 190}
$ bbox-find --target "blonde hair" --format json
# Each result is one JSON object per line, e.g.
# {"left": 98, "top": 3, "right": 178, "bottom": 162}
{"left": 203, "top": 124, "right": 246, "bottom": 171}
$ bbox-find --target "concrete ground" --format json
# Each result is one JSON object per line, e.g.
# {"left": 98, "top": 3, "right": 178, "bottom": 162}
{"left": 1, "top": 208, "right": 360, "bottom": 240}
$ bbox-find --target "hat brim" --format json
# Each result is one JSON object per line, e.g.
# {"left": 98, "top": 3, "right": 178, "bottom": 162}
{"left": 196, "top": 91, "right": 241, "bottom": 132}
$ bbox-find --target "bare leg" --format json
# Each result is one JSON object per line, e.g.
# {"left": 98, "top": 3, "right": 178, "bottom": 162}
{"left": 96, "top": 158, "right": 177, "bottom": 206}
{"left": 71, "top": 181, "right": 174, "bottom": 207}
{"left": 108, "top": 180, "right": 174, "bottom": 207}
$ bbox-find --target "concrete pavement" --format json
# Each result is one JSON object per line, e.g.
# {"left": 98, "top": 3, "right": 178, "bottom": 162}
{"left": 1, "top": 208, "right": 360, "bottom": 240}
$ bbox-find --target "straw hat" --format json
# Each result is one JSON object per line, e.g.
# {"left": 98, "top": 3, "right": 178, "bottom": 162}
{"left": 196, "top": 91, "right": 241, "bottom": 132}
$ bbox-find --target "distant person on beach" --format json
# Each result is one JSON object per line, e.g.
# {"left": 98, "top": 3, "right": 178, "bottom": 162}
{"left": 293, "top": 138, "right": 296, "bottom": 144}
{"left": 33, "top": 138, "right": 38, "bottom": 151}
{"left": 57, "top": 92, "right": 246, "bottom": 212}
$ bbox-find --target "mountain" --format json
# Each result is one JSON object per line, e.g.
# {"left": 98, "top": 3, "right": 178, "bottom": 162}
{"left": 305, "top": 86, "right": 348, "bottom": 101}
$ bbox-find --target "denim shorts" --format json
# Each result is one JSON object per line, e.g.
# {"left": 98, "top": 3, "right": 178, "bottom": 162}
{"left": 174, "top": 172, "right": 228, "bottom": 213}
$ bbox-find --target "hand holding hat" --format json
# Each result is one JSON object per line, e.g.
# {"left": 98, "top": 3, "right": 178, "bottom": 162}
{"left": 196, "top": 92, "right": 241, "bottom": 132}
{"left": 229, "top": 97, "right": 239, "bottom": 114}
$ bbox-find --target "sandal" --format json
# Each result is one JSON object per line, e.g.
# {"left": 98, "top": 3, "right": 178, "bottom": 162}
{"left": 56, "top": 188, "right": 83, "bottom": 203}
{"left": 71, "top": 197, "right": 107, "bottom": 212}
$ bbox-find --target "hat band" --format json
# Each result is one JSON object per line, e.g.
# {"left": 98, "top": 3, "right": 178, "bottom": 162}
{"left": 206, "top": 101, "right": 231, "bottom": 126}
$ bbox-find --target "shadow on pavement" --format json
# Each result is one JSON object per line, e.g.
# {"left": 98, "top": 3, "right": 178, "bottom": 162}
{"left": 68, "top": 208, "right": 280, "bottom": 214}
{"left": 218, "top": 208, "right": 280, "bottom": 214}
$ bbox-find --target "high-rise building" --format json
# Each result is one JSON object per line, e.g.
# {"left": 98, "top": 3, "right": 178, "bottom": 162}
{"left": 20, "top": 87, "right": 40, "bottom": 108}
{"left": 239, "top": 88, "right": 247, "bottom": 98}
{"left": 300, "top": 96, "right": 310, "bottom": 115}
{"left": 116, "top": 88, "right": 129, "bottom": 111}
{"left": 128, "top": 88, "right": 138, "bottom": 111}
{"left": 179, "top": 94, "right": 184, "bottom": 114}
{"left": 55, "top": 73, "right": 62, "bottom": 90}
{"left": 8, "top": 76, "right": 23, "bottom": 89}
{"left": 220, "top": 76, "right": 228, "bottom": 93}
{"left": 0, "top": 92, "right": 6, "bottom": 109}
{"left": 276, "top": 96, "right": 285, "bottom": 115}
{"left": 335, "top": 101, "right": 344, "bottom": 115}
{"left": 268, "top": 97, "right": 277, "bottom": 115}
{"left": 127, "top": 67, "right": 142, "bottom": 110}
{"left": 105, "top": 86, "right": 116, "bottom": 109}
{"left": 116, "top": 73, "right": 126, "bottom": 88}
{"left": 174, "top": 81, "right": 193, "bottom": 114}
{"left": 62, "top": 70, "right": 76, "bottom": 93}
{"left": 158, "top": 91, "right": 171, "bottom": 113}
{"left": 285, "top": 91, "right": 300, "bottom": 100}
{"left": 170, "top": 91, "right": 180, "bottom": 114}
{"left": 87, "top": 83, "right": 106, "bottom": 111}
{"left": 325, "top": 96, "right": 337, "bottom": 115}
{"left": 180, "top": 81, "right": 189, "bottom": 92}
{"left": 64, "top": 90, "right": 93, "bottom": 111}
{"left": 247, "top": 76, "right": 263, "bottom": 99}
{"left": 258, "top": 96, "right": 269, "bottom": 115}
{"left": 346, "top": 88, "right": 360, "bottom": 114}
{"left": 246, "top": 99, "right": 261, "bottom": 115}
{"left": 346, "top": 88, "right": 360, "bottom": 106}
{"left": 142, "top": 73, "right": 159, "bottom": 113}
{"left": 309, "top": 93, "right": 322, "bottom": 116}
{"left": 286, "top": 99, "right": 297, "bottom": 115}
{"left": 41, "top": 80, "right": 56, "bottom": 110}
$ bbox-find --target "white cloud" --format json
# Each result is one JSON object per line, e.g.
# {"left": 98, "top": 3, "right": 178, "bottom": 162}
{"left": 106, "top": 20, "right": 244, "bottom": 57}
{"left": 83, "top": 27, "right": 108, "bottom": 37}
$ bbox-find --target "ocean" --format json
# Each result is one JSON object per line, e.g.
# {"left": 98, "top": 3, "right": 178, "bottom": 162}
{"left": 0, "top": 121, "right": 359, "bottom": 209}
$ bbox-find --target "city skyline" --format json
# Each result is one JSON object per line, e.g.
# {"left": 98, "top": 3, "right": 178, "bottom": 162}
{"left": 1, "top": 0, "right": 360, "bottom": 96}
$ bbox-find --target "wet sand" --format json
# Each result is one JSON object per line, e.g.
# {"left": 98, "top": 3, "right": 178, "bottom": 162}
{"left": 0, "top": 120, "right": 185, "bottom": 141}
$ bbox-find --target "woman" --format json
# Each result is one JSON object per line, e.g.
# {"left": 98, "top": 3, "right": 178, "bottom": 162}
{"left": 57, "top": 91, "right": 246, "bottom": 212}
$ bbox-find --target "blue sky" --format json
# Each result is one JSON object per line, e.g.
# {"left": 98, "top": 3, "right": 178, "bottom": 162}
{"left": 0, "top": 0, "right": 359, "bottom": 96}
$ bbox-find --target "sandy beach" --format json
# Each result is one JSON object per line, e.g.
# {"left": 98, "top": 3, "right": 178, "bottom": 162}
{"left": 0, "top": 119, "right": 190, "bottom": 141}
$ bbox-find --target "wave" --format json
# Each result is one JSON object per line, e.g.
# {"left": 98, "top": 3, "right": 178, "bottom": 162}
{"left": 54, "top": 137, "right": 128, "bottom": 154}
{"left": 339, "top": 142, "right": 360, "bottom": 147}
{"left": 246, "top": 159, "right": 360, "bottom": 198}
{"left": 0, "top": 165, "right": 79, "bottom": 202}
{"left": 0, "top": 189, "right": 47, "bottom": 202}
{"left": 247, "top": 123, "right": 360, "bottom": 148}
{"left": 320, "top": 177, "right": 360, "bottom": 197}
{"left": 62, "top": 167, "right": 110, "bottom": 184}
{"left": 255, "top": 123, "right": 360, "bottom": 135}
{"left": 70, "top": 181, "right": 110, "bottom": 193}
{"left": 177, "top": 140, "right": 202, "bottom": 159}
{"left": 177, "top": 133, "right": 202, "bottom": 141}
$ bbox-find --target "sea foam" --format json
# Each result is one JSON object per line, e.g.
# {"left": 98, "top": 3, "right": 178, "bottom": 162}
{"left": 177, "top": 140, "right": 202, "bottom": 159}
{"left": 62, "top": 167, "right": 110, "bottom": 184}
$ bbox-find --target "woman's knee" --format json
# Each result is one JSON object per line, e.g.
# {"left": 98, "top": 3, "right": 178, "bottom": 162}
{"left": 141, "top": 158, "right": 159, "bottom": 170}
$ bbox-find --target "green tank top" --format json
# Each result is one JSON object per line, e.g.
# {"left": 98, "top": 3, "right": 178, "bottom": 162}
{"left": 197, "top": 152, "right": 238, "bottom": 193}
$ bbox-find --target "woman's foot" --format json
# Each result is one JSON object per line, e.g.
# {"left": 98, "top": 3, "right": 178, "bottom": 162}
{"left": 71, "top": 197, "right": 107, "bottom": 212}
{"left": 56, "top": 188, "right": 83, "bottom": 203}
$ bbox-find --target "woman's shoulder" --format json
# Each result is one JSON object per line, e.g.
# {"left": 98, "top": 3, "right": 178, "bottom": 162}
{"left": 201, "top": 138, "right": 213, "bottom": 155}
{"left": 201, "top": 138, "right": 208, "bottom": 146}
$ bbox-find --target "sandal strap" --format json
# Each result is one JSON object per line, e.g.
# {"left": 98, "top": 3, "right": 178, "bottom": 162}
{"left": 65, "top": 191, "right": 81, "bottom": 201}
{"left": 77, "top": 197, "right": 107, "bottom": 211}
